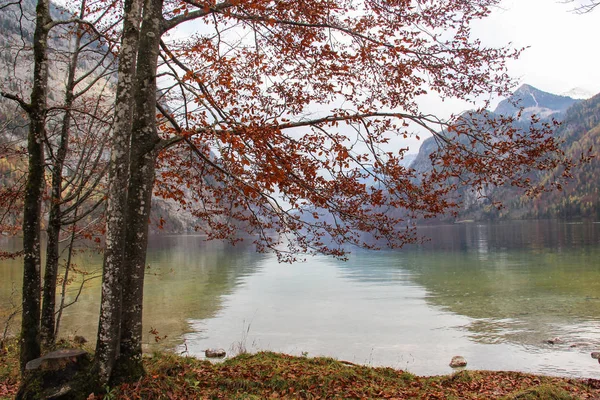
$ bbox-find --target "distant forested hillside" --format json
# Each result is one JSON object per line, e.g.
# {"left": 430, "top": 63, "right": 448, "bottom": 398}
{"left": 410, "top": 86, "right": 600, "bottom": 222}
{"left": 526, "top": 93, "right": 600, "bottom": 219}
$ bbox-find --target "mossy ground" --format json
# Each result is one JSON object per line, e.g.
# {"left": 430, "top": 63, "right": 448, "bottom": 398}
{"left": 106, "top": 352, "right": 600, "bottom": 399}
{"left": 2, "top": 343, "right": 600, "bottom": 399}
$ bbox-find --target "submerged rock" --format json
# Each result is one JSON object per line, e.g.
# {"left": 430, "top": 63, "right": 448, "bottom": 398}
{"left": 569, "top": 343, "right": 590, "bottom": 348}
{"left": 73, "top": 335, "right": 88, "bottom": 345}
{"left": 546, "top": 337, "right": 563, "bottom": 345}
{"left": 449, "top": 356, "right": 467, "bottom": 368}
{"left": 205, "top": 348, "right": 226, "bottom": 358}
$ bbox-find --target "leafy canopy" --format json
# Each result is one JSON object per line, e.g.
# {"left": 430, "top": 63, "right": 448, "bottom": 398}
{"left": 140, "top": 0, "right": 573, "bottom": 260}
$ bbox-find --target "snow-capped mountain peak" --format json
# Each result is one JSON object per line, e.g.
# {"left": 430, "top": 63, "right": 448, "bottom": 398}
{"left": 493, "top": 84, "right": 580, "bottom": 120}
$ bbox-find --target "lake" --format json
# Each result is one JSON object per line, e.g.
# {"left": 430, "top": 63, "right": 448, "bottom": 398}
{"left": 1, "top": 220, "right": 599, "bottom": 378}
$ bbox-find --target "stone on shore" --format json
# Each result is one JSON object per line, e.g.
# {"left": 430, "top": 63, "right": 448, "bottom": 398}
{"left": 17, "top": 349, "right": 90, "bottom": 400}
{"left": 25, "top": 349, "right": 88, "bottom": 371}
{"left": 450, "top": 356, "right": 467, "bottom": 368}
{"left": 205, "top": 348, "right": 226, "bottom": 358}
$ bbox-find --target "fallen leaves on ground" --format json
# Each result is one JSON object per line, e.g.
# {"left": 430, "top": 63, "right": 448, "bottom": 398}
{"left": 0, "top": 341, "right": 19, "bottom": 400}
{"left": 110, "top": 352, "right": 600, "bottom": 400}
{"left": 4, "top": 345, "right": 600, "bottom": 399}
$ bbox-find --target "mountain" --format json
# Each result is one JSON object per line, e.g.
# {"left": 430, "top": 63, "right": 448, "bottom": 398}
{"left": 493, "top": 84, "right": 579, "bottom": 120}
{"left": 402, "top": 153, "right": 417, "bottom": 168}
{"left": 409, "top": 135, "right": 439, "bottom": 176}
{"left": 409, "top": 84, "right": 600, "bottom": 221}
{"left": 0, "top": 0, "right": 116, "bottom": 132}
{"left": 525, "top": 92, "right": 600, "bottom": 219}
{"left": 412, "top": 84, "right": 580, "bottom": 175}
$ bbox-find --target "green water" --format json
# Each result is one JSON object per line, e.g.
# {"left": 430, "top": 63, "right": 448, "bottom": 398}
{"left": 1, "top": 220, "right": 599, "bottom": 377}
{"left": 0, "top": 237, "right": 265, "bottom": 349}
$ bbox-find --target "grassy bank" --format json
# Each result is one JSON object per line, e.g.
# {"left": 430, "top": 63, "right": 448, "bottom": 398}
{"left": 2, "top": 342, "right": 600, "bottom": 399}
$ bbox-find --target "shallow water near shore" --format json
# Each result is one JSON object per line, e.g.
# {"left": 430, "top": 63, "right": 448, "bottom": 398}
{"left": 1, "top": 220, "right": 599, "bottom": 377}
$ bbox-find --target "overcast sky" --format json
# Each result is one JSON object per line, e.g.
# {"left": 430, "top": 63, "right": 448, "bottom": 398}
{"left": 418, "top": 0, "right": 599, "bottom": 113}
{"left": 475, "top": 0, "right": 599, "bottom": 96}
{"left": 398, "top": 0, "right": 600, "bottom": 153}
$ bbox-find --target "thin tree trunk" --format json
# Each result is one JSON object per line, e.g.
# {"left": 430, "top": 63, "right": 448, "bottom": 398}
{"left": 20, "top": 0, "right": 51, "bottom": 372}
{"left": 40, "top": 4, "right": 85, "bottom": 345}
{"left": 54, "top": 198, "right": 79, "bottom": 338}
{"left": 41, "top": 209, "right": 61, "bottom": 346}
{"left": 114, "top": 0, "right": 163, "bottom": 379}
{"left": 94, "top": 0, "right": 143, "bottom": 385}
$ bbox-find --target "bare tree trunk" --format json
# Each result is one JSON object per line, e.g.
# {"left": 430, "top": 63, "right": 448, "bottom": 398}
{"left": 113, "top": 0, "right": 163, "bottom": 380}
{"left": 20, "top": 0, "right": 51, "bottom": 373}
{"left": 40, "top": 5, "right": 85, "bottom": 345}
{"left": 54, "top": 200, "right": 78, "bottom": 338}
{"left": 94, "top": 0, "right": 143, "bottom": 384}
{"left": 41, "top": 204, "right": 61, "bottom": 346}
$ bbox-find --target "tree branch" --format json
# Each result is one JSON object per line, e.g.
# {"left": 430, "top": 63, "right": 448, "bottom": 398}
{"left": 0, "top": 91, "right": 31, "bottom": 112}
{"left": 561, "top": 0, "right": 600, "bottom": 13}
{"left": 162, "top": 0, "right": 236, "bottom": 33}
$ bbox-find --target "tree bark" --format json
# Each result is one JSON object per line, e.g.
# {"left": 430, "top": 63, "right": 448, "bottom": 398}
{"left": 94, "top": 0, "right": 143, "bottom": 384}
{"left": 20, "top": 0, "right": 51, "bottom": 373}
{"left": 114, "top": 0, "right": 163, "bottom": 379}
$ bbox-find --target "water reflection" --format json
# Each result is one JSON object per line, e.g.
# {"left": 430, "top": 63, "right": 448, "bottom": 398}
{"left": 2, "top": 221, "right": 600, "bottom": 377}
{"left": 140, "top": 237, "right": 265, "bottom": 349}
{"left": 0, "top": 235, "right": 265, "bottom": 350}
{"left": 412, "top": 220, "right": 600, "bottom": 253}
{"left": 338, "top": 221, "right": 600, "bottom": 353}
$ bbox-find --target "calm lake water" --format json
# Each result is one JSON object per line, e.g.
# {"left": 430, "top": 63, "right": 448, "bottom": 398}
{"left": 1, "top": 220, "right": 600, "bottom": 377}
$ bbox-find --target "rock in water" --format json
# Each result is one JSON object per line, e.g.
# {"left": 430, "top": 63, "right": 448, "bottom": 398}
{"left": 591, "top": 352, "right": 600, "bottom": 360}
{"left": 450, "top": 356, "right": 467, "bottom": 368}
{"left": 546, "top": 337, "right": 563, "bottom": 345}
{"left": 73, "top": 335, "right": 87, "bottom": 345}
{"left": 569, "top": 343, "right": 590, "bottom": 348}
{"left": 205, "top": 348, "right": 226, "bottom": 358}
